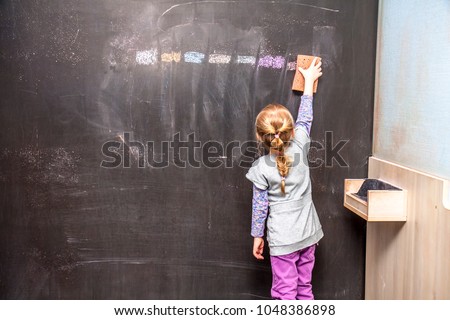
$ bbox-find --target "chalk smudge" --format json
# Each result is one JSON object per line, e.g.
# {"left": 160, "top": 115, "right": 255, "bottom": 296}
{"left": 209, "top": 54, "right": 231, "bottom": 64}
{"left": 184, "top": 51, "right": 205, "bottom": 64}
{"left": 258, "top": 55, "right": 285, "bottom": 69}
{"left": 161, "top": 51, "right": 181, "bottom": 62}
{"left": 287, "top": 61, "right": 297, "bottom": 71}
{"left": 237, "top": 55, "right": 256, "bottom": 65}
{"left": 0, "top": 146, "right": 80, "bottom": 209}
{"left": 136, "top": 49, "right": 158, "bottom": 65}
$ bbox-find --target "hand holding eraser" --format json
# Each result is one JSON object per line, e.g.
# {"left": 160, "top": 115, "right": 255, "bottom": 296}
{"left": 292, "top": 55, "right": 321, "bottom": 93}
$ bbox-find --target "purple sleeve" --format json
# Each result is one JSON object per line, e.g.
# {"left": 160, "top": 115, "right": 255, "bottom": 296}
{"left": 295, "top": 95, "right": 313, "bottom": 135}
{"left": 251, "top": 184, "right": 269, "bottom": 238}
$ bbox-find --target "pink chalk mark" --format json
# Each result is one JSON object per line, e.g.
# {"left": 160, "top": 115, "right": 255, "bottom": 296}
{"left": 258, "top": 55, "right": 286, "bottom": 69}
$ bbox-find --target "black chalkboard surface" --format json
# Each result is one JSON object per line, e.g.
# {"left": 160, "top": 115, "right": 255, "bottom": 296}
{"left": 0, "top": 0, "right": 377, "bottom": 299}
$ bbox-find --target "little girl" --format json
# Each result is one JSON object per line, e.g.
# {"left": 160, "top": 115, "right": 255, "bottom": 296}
{"left": 246, "top": 58, "right": 323, "bottom": 300}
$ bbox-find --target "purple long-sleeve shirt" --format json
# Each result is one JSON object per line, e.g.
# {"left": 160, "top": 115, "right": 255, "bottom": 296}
{"left": 251, "top": 95, "right": 313, "bottom": 238}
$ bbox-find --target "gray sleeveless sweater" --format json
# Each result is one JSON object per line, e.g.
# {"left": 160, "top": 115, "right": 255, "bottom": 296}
{"left": 246, "top": 126, "right": 324, "bottom": 256}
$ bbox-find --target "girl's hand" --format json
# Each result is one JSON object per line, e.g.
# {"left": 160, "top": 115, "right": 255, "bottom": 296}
{"left": 253, "top": 237, "right": 265, "bottom": 260}
{"left": 298, "top": 57, "right": 323, "bottom": 83}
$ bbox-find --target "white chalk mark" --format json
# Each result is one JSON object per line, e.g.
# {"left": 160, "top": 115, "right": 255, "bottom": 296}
{"left": 209, "top": 54, "right": 231, "bottom": 64}
{"left": 208, "top": 209, "right": 212, "bottom": 230}
{"left": 158, "top": 1, "right": 339, "bottom": 31}
{"left": 74, "top": 258, "right": 270, "bottom": 271}
{"left": 240, "top": 293, "right": 271, "bottom": 299}
{"left": 184, "top": 51, "right": 205, "bottom": 63}
{"left": 71, "top": 28, "right": 80, "bottom": 45}
{"left": 136, "top": 49, "right": 158, "bottom": 65}
{"left": 20, "top": 89, "right": 38, "bottom": 95}
{"left": 237, "top": 55, "right": 256, "bottom": 65}
{"left": 161, "top": 1, "right": 339, "bottom": 17}
{"left": 117, "top": 134, "right": 140, "bottom": 160}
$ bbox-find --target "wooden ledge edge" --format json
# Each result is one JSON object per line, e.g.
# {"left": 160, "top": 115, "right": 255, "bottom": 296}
{"left": 369, "top": 156, "right": 450, "bottom": 212}
{"left": 443, "top": 180, "right": 450, "bottom": 211}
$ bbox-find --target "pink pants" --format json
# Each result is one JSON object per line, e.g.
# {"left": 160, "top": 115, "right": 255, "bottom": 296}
{"left": 270, "top": 244, "right": 316, "bottom": 300}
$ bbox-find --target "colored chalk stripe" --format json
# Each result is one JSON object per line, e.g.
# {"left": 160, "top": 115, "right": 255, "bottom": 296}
{"left": 209, "top": 54, "right": 231, "bottom": 64}
{"left": 184, "top": 52, "right": 205, "bottom": 64}
{"left": 136, "top": 49, "right": 292, "bottom": 70}
{"left": 136, "top": 49, "right": 158, "bottom": 65}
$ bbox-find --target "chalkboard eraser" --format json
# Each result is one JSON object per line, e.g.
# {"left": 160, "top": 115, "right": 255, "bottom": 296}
{"left": 292, "top": 55, "right": 321, "bottom": 93}
{"left": 344, "top": 179, "right": 408, "bottom": 222}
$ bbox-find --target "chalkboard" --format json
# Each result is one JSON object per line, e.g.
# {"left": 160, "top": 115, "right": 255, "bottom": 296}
{"left": 0, "top": 0, "right": 377, "bottom": 299}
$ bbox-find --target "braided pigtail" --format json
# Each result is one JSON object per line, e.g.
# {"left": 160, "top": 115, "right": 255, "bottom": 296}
{"left": 272, "top": 140, "right": 291, "bottom": 194}
{"left": 255, "top": 104, "right": 294, "bottom": 195}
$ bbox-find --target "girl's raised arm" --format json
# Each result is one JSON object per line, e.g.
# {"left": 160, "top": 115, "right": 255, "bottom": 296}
{"left": 295, "top": 57, "right": 323, "bottom": 136}
{"left": 295, "top": 95, "right": 313, "bottom": 135}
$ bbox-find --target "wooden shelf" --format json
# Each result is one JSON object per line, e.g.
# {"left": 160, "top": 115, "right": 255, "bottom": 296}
{"left": 344, "top": 179, "right": 407, "bottom": 221}
{"left": 365, "top": 157, "right": 450, "bottom": 299}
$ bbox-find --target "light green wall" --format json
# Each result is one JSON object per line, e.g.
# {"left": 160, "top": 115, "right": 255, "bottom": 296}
{"left": 374, "top": 0, "right": 450, "bottom": 181}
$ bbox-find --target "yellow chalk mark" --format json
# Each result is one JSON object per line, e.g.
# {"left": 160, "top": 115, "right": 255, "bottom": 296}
{"left": 161, "top": 51, "right": 181, "bottom": 62}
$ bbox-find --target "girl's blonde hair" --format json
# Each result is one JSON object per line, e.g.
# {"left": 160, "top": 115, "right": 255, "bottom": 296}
{"left": 255, "top": 104, "right": 294, "bottom": 194}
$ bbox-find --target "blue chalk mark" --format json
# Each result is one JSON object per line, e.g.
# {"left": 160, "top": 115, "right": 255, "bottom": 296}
{"left": 184, "top": 52, "right": 205, "bottom": 64}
